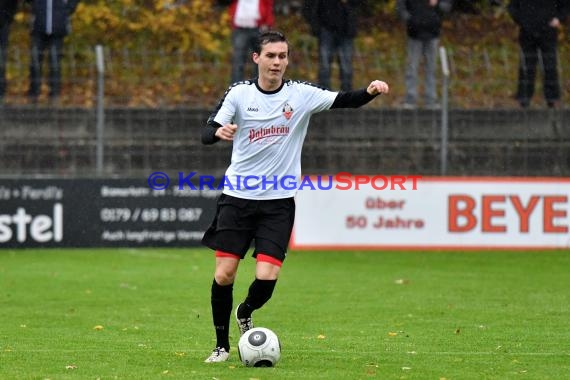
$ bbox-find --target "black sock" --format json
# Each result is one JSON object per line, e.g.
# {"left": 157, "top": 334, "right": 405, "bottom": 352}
{"left": 211, "top": 279, "right": 233, "bottom": 351}
{"left": 238, "top": 278, "right": 277, "bottom": 318}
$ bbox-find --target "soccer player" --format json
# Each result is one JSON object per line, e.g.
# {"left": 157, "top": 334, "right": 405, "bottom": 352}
{"left": 201, "top": 30, "right": 389, "bottom": 363}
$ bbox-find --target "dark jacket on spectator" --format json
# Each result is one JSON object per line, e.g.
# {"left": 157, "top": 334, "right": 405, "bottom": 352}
{"left": 508, "top": 0, "right": 568, "bottom": 36}
{"left": 397, "top": 0, "right": 452, "bottom": 41}
{"left": 303, "top": 0, "right": 365, "bottom": 38}
{"left": 28, "top": 0, "right": 80, "bottom": 36}
{"left": 0, "top": 0, "right": 19, "bottom": 27}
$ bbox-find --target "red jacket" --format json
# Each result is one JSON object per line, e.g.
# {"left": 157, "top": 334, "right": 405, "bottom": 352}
{"left": 228, "top": 0, "right": 274, "bottom": 29}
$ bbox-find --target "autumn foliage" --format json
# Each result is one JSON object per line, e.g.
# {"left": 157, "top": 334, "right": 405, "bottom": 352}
{"left": 5, "top": 0, "right": 569, "bottom": 108}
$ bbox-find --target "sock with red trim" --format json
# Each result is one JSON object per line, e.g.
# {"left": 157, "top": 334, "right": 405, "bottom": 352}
{"left": 211, "top": 279, "right": 233, "bottom": 351}
{"left": 237, "top": 278, "right": 277, "bottom": 319}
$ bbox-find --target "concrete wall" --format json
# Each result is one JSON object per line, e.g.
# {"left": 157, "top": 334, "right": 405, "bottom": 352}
{"left": 1, "top": 106, "right": 568, "bottom": 177}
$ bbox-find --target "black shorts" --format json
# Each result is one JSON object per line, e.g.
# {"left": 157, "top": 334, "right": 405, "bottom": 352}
{"left": 201, "top": 193, "right": 296, "bottom": 262}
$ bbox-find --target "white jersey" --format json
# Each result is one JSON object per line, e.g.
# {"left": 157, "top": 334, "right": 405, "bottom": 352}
{"left": 234, "top": 0, "right": 260, "bottom": 28}
{"left": 212, "top": 79, "right": 337, "bottom": 200}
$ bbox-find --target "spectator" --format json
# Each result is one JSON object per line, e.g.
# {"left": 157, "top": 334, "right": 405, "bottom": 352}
{"left": 508, "top": 0, "right": 568, "bottom": 108}
{"left": 397, "top": 0, "right": 452, "bottom": 109}
{"left": 27, "top": 0, "right": 80, "bottom": 103}
{"left": 0, "top": 0, "right": 19, "bottom": 103}
{"left": 218, "top": 0, "right": 275, "bottom": 83}
{"left": 303, "top": 0, "right": 365, "bottom": 91}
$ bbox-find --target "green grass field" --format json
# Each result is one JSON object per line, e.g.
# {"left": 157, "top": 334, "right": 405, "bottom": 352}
{"left": 1, "top": 248, "right": 569, "bottom": 379}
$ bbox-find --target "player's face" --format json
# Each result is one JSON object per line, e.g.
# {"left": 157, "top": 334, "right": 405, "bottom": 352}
{"left": 253, "top": 41, "right": 289, "bottom": 88}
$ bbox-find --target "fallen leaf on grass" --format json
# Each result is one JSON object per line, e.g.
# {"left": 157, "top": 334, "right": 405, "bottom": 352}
{"left": 65, "top": 365, "right": 77, "bottom": 370}
{"left": 388, "top": 332, "right": 398, "bottom": 337}
{"left": 93, "top": 325, "right": 104, "bottom": 331}
{"left": 402, "top": 366, "right": 412, "bottom": 370}
{"left": 317, "top": 335, "right": 326, "bottom": 339}
{"left": 394, "top": 279, "right": 410, "bottom": 285}
{"left": 174, "top": 352, "right": 185, "bottom": 357}
{"left": 120, "top": 283, "right": 138, "bottom": 290}
{"left": 455, "top": 327, "right": 461, "bottom": 335}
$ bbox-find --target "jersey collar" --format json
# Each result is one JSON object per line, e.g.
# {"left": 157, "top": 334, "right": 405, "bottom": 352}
{"left": 255, "top": 78, "right": 286, "bottom": 94}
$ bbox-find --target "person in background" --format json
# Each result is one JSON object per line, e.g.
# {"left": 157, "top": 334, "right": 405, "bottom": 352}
{"left": 303, "top": 0, "right": 365, "bottom": 91}
{"left": 0, "top": 0, "right": 19, "bottom": 103}
{"left": 507, "top": 0, "right": 568, "bottom": 109}
{"left": 27, "top": 0, "right": 80, "bottom": 104}
{"left": 397, "top": 0, "right": 452, "bottom": 109}
{"left": 218, "top": 0, "right": 275, "bottom": 83}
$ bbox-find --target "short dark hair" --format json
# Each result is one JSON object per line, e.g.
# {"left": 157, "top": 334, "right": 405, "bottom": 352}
{"left": 253, "top": 30, "right": 289, "bottom": 55}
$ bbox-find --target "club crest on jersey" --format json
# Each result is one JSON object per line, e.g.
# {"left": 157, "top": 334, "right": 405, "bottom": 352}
{"left": 283, "top": 103, "right": 293, "bottom": 120}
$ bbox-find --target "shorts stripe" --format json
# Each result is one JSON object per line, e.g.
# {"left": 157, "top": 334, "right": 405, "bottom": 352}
{"left": 256, "top": 253, "right": 283, "bottom": 267}
{"left": 215, "top": 250, "right": 241, "bottom": 259}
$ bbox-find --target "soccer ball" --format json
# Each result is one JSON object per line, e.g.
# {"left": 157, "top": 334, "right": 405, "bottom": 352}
{"left": 238, "top": 327, "right": 281, "bottom": 367}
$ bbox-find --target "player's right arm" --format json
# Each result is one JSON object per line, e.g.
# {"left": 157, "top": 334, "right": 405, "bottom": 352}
{"left": 201, "top": 85, "right": 239, "bottom": 145}
{"left": 201, "top": 119, "right": 221, "bottom": 145}
{"left": 202, "top": 122, "right": 238, "bottom": 144}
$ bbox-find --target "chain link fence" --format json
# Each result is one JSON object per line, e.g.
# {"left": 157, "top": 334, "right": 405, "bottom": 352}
{"left": 1, "top": 40, "right": 568, "bottom": 108}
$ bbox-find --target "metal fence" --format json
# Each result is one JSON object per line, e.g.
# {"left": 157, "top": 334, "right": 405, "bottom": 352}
{"left": 1, "top": 42, "right": 568, "bottom": 109}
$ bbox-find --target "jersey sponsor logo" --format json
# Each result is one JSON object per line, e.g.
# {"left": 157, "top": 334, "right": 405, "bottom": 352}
{"left": 282, "top": 103, "right": 293, "bottom": 120}
{"left": 249, "top": 125, "right": 290, "bottom": 143}
{"left": 247, "top": 107, "right": 259, "bottom": 112}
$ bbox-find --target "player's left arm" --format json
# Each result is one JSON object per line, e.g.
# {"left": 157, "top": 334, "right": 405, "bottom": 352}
{"left": 330, "top": 80, "right": 389, "bottom": 109}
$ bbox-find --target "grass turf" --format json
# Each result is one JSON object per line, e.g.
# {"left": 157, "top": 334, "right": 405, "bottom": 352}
{"left": 0, "top": 248, "right": 569, "bottom": 379}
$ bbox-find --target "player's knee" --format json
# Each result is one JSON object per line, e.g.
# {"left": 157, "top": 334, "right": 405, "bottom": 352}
{"left": 214, "top": 268, "right": 237, "bottom": 285}
{"left": 255, "top": 254, "right": 282, "bottom": 280}
{"left": 214, "top": 251, "right": 240, "bottom": 284}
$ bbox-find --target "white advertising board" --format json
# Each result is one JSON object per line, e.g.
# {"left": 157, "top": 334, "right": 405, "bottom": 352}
{"left": 291, "top": 176, "right": 570, "bottom": 250}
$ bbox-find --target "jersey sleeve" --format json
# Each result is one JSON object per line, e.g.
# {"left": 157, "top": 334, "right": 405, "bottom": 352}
{"left": 202, "top": 85, "right": 240, "bottom": 145}
{"left": 299, "top": 82, "right": 338, "bottom": 114}
{"left": 212, "top": 85, "right": 239, "bottom": 126}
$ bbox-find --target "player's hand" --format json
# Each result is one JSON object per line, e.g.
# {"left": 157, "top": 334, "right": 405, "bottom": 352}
{"left": 549, "top": 18, "right": 561, "bottom": 28}
{"left": 216, "top": 123, "right": 238, "bottom": 141}
{"left": 367, "top": 80, "right": 390, "bottom": 96}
